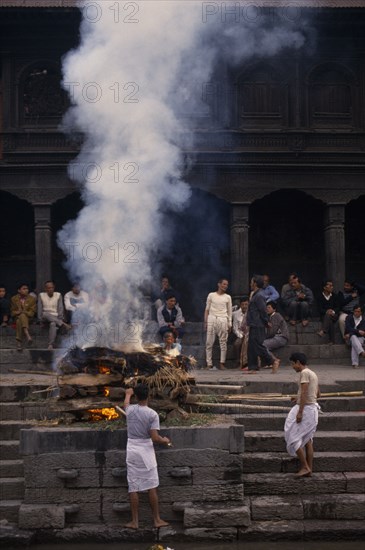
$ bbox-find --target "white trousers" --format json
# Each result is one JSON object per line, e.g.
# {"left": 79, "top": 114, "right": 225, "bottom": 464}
{"left": 338, "top": 312, "right": 348, "bottom": 338}
{"left": 350, "top": 335, "right": 365, "bottom": 366}
{"left": 206, "top": 316, "right": 229, "bottom": 366}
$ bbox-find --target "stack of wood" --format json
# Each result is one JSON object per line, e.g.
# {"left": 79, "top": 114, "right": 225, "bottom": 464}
{"left": 49, "top": 345, "right": 195, "bottom": 421}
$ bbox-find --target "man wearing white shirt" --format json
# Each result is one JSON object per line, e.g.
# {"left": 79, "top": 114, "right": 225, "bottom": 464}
{"left": 232, "top": 296, "right": 249, "bottom": 369}
{"left": 64, "top": 282, "right": 89, "bottom": 323}
{"left": 38, "top": 281, "right": 70, "bottom": 350}
{"left": 204, "top": 278, "right": 232, "bottom": 370}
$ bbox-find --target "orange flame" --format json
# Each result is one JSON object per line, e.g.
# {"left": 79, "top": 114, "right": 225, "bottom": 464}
{"left": 87, "top": 408, "right": 119, "bottom": 421}
{"left": 103, "top": 387, "right": 110, "bottom": 397}
{"left": 99, "top": 365, "right": 111, "bottom": 374}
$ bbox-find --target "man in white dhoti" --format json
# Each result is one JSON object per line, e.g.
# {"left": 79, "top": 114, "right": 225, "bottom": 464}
{"left": 284, "top": 352, "right": 321, "bottom": 477}
{"left": 123, "top": 384, "right": 171, "bottom": 529}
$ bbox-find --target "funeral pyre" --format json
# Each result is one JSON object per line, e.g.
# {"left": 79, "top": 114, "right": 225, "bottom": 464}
{"left": 51, "top": 345, "right": 196, "bottom": 422}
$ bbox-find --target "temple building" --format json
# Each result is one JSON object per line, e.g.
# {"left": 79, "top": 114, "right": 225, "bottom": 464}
{"left": 0, "top": 0, "right": 364, "bottom": 301}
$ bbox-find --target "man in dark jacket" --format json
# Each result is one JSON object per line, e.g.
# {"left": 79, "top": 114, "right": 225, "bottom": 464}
{"left": 317, "top": 280, "right": 339, "bottom": 343}
{"left": 344, "top": 306, "right": 365, "bottom": 368}
{"left": 243, "top": 275, "right": 273, "bottom": 373}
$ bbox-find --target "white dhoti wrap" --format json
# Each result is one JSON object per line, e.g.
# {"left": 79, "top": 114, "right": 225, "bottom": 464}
{"left": 284, "top": 403, "right": 320, "bottom": 457}
{"left": 126, "top": 438, "right": 158, "bottom": 493}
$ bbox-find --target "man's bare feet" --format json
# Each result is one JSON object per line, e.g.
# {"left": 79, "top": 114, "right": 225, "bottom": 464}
{"left": 124, "top": 521, "right": 138, "bottom": 529}
{"left": 295, "top": 468, "right": 311, "bottom": 477}
{"left": 302, "top": 319, "right": 309, "bottom": 327}
{"left": 219, "top": 363, "right": 226, "bottom": 370}
{"left": 154, "top": 519, "right": 169, "bottom": 528}
{"left": 317, "top": 330, "right": 324, "bottom": 337}
{"left": 272, "top": 359, "right": 280, "bottom": 373}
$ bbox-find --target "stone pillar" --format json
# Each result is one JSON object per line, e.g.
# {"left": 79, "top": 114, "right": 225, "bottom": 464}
{"left": 324, "top": 204, "right": 345, "bottom": 291}
{"left": 34, "top": 205, "right": 52, "bottom": 291}
{"left": 230, "top": 204, "right": 249, "bottom": 300}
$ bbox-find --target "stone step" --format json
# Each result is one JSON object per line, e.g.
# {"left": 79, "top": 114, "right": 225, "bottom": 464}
{"left": 235, "top": 411, "right": 365, "bottom": 431}
{"left": 244, "top": 431, "right": 365, "bottom": 453}
{"left": 241, "top": 451, "right": 365, "bottom": 473}
{"left": 0, "top": 478, "right": 24, "bottom": 500}
{"left": 0, "top": 421, "right": 38, "bottom": 440}
{"left": 250, "top": 494, "right": 365, "bottom": 521}
{"left": 0, "top": 383, "right": 53, "bottom": 402}
{"left": 0, "top": 402, "right": 58, "bottom": 422}
{"left": 0, "top": 440, "right": 20, "bottom": 460}
{"left": 240, "top": 518, "right": 365, "bottom": 541}
{"left": 0, "top": 349, "right": 53, "bottom": 372}
{"left": 0, "top": 500, "right": 22, "bottom": 523}
{"left": 243, "top": 472, "right": 365, "bottom": 495}
{"left": 0, "top": 460, "right": 24, "bottom": 478}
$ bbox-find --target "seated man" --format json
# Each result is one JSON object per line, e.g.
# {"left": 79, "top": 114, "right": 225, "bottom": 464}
{"left": 152, "top": 276, "right": 180, "bottom": 311}
{"left": 263, "top": 274, "right": 280, "bottom": 303}
{"left": 344, "top": 306, "right": 365, "bottom": 369}
{"left": 317, "top": 280, "right": 339, "bottom": 343}
{"left": 338, "top": 280, "right": 365, "bottom": 339}
{"left": 282, "top": 278, "right": 314, "bottom": 326}
{"left": 232, "top": 296, "right": 249, "bottom": 369}
{"left": 10, "top": 283, "right": 36, "bottom": 350}
{"left": 0, "top": 285, "right": 10, "bottom": 327}
{"left": 64, "top": 282, "right": 89, "bottom": 323}
{"left": 157, "top": 293, "right": 185, "bottom": 341}
{"left": 263, "top": 301, "right": 289, "bottom": 372}
{"left": 38, "top": 281, "right": 70, "bottom": 350}
{"left": 161, "top": 331, "right": 182, "bottom": 357}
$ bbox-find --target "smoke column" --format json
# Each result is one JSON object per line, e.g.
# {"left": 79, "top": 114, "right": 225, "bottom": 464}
{"left": 59, "top": 0, "right": 307, "bottom": 346}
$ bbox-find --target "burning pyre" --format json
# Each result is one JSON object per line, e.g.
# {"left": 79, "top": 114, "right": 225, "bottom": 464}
{"left": 55, "top": 345, "right": 196, "bottom": 422}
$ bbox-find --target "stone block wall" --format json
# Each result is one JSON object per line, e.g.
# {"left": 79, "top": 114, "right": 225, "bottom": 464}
{"left": 19, "top": 424, "right": 249, "bottom": 531}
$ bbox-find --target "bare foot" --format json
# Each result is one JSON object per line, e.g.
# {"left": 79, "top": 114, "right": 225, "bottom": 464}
{"left": 272, "top": 359, "right": 280, "bottom": 373}
{"left": 317, "top": 330, "right": 324, "bottom": 337}
{"left": 124, "top": 521, "right": 138, "bottom": 529}
{"left": 154, "top": 519, "right": 169, "bottom": 528}
{"left": 302, "top": 319, "right": 309, "bottom": 327}
{"left": 295, "top": 468, "right": 311, "bottom": 477}
{"left": 289, "top": 320, "right": 296, "bottom": 326}
{"left": 219, "top": 363, "right": 226, "bottom": 370}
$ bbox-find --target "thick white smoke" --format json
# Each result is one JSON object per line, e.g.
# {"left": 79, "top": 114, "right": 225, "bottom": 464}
{"left": 58, "top": 0, "right": 307, "bottom": 347}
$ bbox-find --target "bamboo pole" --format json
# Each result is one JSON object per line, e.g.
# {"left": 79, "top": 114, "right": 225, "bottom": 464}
{"left": 191, "top": 402, "right": 291, "bottom": 412}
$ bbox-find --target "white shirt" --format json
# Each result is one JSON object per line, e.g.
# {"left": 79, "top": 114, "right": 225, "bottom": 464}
{"left": 232, "top": 309, "right": 247, "bottom": 338}
{"left": 39, "top": 292, "right": 61, "bottom": 316}
{"left": 64, "top": 290, "right": 89, "bottom": 312}
{"left": 205, "top": 292, "right": 232, "bottom": 328}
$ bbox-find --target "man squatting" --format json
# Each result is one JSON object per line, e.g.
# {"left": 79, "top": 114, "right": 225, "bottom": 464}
{"left": 285, "top": 352, "right": 321, "bottom": 477}
{"left": 123, "top": 384, "right": 171, "bottom": 529}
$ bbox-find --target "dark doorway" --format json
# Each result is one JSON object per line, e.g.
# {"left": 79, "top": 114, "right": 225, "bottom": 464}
{"left": 0, "top": 191, "right": 35, "bottom": 293}
{"left": 346, "top": 195, "right": 365, "bottom": 282}
{"left": 155, "top": 188, "right": 230, "bottom": 320}
{"left": 249, "top": 189, "right": 325, "bottom": 293}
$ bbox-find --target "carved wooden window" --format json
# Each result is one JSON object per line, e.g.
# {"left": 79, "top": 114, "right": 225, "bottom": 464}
{"left": 309, "top": 66, "right": 354, "bottom": 128}
{"left": 237, "top": 66, "right": 286, "bottom": 128}
{"left": 21, "top": 65, "right": 68, "bottom": 127}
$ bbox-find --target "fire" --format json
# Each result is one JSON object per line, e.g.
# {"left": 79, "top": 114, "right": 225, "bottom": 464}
{"left": 103, "top": 387, "right": 110, "bottom": 397}
{"left": 87, "top": 408, "right": 119, "bottom": 421}
{"left": 98, "top": 365, "right": 111, "bottom": 374}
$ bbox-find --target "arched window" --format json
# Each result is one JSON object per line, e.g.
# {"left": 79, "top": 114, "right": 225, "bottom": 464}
{"left": 20, "top": 64, "right": 68, "bottom": 127}
{"left": 308, "top": 64, "right": 355, "bottom": 128}
{"left": 236, "top": 64, "right": 287, "bottom": 129}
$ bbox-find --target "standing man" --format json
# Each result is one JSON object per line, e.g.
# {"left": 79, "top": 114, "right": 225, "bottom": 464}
{"left": 123, "top": 384, "right": 170, "bottom": 530}
{"left": 243, "top": 275, "right": 272, "bottom": 373}
{"left": 38, "top": 281, "right": 70, "bottom": 350}
{"left": 284, "top": 352, "right": 321, "bottom": 477}
{"left": 232, "top": 296, "right": 249, "bottom": 369}
{"left": 204, "top": 278, "right": 232, "bottom": 370}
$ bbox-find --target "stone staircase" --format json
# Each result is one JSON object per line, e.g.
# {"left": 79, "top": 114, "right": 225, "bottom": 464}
{"left": 0, "top": 320, "right": 364, "bottom": 539}
{"left": 189, "top": 379, "right": 365, "bottom": 538}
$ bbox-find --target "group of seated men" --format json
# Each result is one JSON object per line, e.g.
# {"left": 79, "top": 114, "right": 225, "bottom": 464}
{"left": 0, "top": 281, "right": 88, "bottom": 350}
